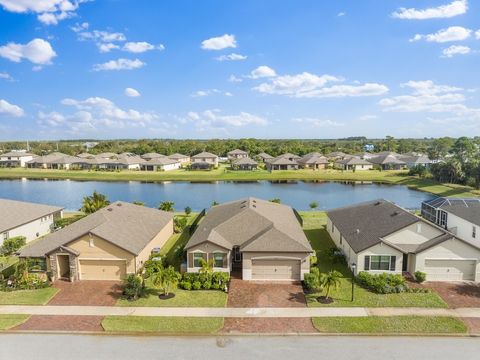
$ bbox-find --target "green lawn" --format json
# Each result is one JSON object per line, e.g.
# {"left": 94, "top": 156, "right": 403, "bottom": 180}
{"left": 102, "top": 316, "right": 224, "bottom": 333}
{"left": 0, "top": 288, "right": 59, "bottom": 305}
{"left": 312, "top": 316, "right": 467, "bottom": 334}
{"left": 0, "top": 315, "right": 30, "bottom": 330}
{"left": 300, "top": 212, "right": 448, "bottom": 308}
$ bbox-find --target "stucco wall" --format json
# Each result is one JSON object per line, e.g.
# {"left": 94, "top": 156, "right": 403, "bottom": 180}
{"left": 186, "top": 242, "right": 230, "bottom": 273}
{"left": 135, "top": 219, "right": 173, "bottom": 271}
{"left": 384, "top": 221, "right": 443, "bottom": 246}
{"left": 3, "top": 212, "right": 59, "bottom": 244}
{"left": 326, "top": 217, "right": 359, "bottom": 268}
{"left": 446, "top": 212, "right": 479, "bottom": 247}
{"left": 357, "top": 243, "right": 403, "bottom": 275}
{"left": 241, "top": 252, "right": 311, "bottom": 280}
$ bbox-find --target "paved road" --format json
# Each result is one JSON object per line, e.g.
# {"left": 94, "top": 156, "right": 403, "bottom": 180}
{"left": 0, "top": 334, "right": 479, "bottom": 359}
{"left": 1, "top": 305, "right": 480, "bottom": 318}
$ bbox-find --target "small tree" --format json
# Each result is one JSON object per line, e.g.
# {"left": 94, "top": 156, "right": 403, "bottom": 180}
{"left": 158, "top": 201, "right": 175, "bottom": 212}
{"left": 309, "top": 201, "right": 319, "bottom": 210}
{"left": 152, "top": 265, "right": 181, "bottom": 296}
{"left": 198, "top": 258, "right": 214, "bottom": 275}
{"left": 320, "top": 270, "right": 342, "bottom": 300}
{"left": 122, "top": 274, "right": 145, "bottom": 301}
{"left": 133, "top": 201, "right": 145, "bottom": 206}
{"left": 269, "top": 198, "right": 281, "bottom": 204}
{"left": 1, "top": 236, "right": 26, "bottom": 256}
{"left": 174, "top": 216, "right": 188, "bottom": 233}
{"left": 80, "top": 191, "right": 110, "bottom": 214}
{"left": 184, "top": 206, "right": 192, "bottom": 216}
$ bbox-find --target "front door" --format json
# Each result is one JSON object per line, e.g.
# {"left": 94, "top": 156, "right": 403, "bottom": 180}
{"left": 57, "top": 254, "right": 70, "bottom": 279}
{"left": 402, "top": 254, "right": 408, "bottom": 272}
{"left": 233, "top": 246, "right": 242, "bottom": 262}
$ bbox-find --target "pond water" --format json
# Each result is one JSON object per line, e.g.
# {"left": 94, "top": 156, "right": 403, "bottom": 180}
{"left": 0, "top": 179, "right": 435, "bottom": 212}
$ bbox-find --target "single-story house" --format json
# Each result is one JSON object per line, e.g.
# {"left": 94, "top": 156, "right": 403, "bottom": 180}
{"left": 140, "top": 153, "right": 166, "bottom": 161}
{"left": 20, "top": 202, "right": 173, "bottom": 281}
{"left": 26, "top": 152, "right": 80, "bottom": 170}
{"left": 368, "top": 154, "right": 406, "bottom": 170}
{"left": 99, "top": 155, "right": 145, "bottom": 170}
{"left": 255, "top": 152, "right": 274, "bottom": 163}
{"left": 168, "top": 153, "right": 190, "bottom": 165}
{"left": 327, "top": 199, "right": 480, "bottom": 281}
{"left": 334, "top": 157, "right": 373, "bottom": 171}
{"left": 231, "top": 157, "right": 258, "bottom": 171}
{"left": 95, "top": 152, "right": 118, "bottom": 159}
{"left": 0, "top": 151, "right": 36, "bottom": 167}
{"left": 0, "top": 199, "right": 63, "bottom": 244}
{"left": 191, "top": 152, "right": 219, "bottom": 167}
{"left": 398, "top": 154, "right": 433, "bottom": 169}
{"left": 141, "top": 158, "right": 181, "bottom": 171}
{"left": 326, "top": 151, "right": 349, "bottom": 161}
{"left": 297, "top": 152, "right": 328, "bottom": 170}
{"left": 76, "top": 153, "right": 94, "bottom": 159}
{"left": 265, "top": 156, "right": 299, "bottom": 171}
{"left": 185, "top": 198, "right": 313, "bottom": 281}
{"left": 227, "top": 149, "right": 248, "bottom": 160}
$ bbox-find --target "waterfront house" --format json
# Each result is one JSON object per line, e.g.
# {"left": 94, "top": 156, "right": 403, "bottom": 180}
{"left": 185, "top": 198, "right": 313, "bottom": 280}
{"left": 227, "top": 149, "right": 248, "bottom": 160}
{"left": 168, "top": 153, "right": 190, "bottom": 165}
{"left": 422, "top": 198, "right": 480, "bottom": 247}
{"left": 141, "top": 157, "right": 181, "bottom": 171}
{"left": 368, "top": 154, "right": 406, "bottom": 170}
{"left": 255, "top": 152, "right": 274, "bottom": 163}
{"left": 231, "top": 157, "right": 258, "bottom": 171}
{"left": 0, "top": 199, "right": 63, "bottom": 244}
{"left": 191, "top": 151, "right": 219, "bottom": 169}
{"left": 398, "top": 154, "right": 433, "bottom": 169}
{"left": 327, "top": 199, "right": 480, "bottom": 281}
{"left": 334, "top": 157, "right": 373, "bottom": 171}
{"left": 26, "top": 152, "right": 80, "bottom": 170}
{"left": 326, "top": 151, "right": 349, "bottom": 161}
{"left": 0, "top": 150, "right": 36, "bottom": 167}
{"left": 297, "top": 152, "right": 328, "bottom": 170}
{"left": 20, "top": 202, "right": 173, "bottom": 281}
{"left": 140, "top": 153, "right": 166, "bottom": 161}
{"left": 265, "top": 156, "right": 299, "bottom": 171}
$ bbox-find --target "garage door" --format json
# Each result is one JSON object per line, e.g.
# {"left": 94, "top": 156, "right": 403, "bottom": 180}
{"left": 251, "top": 259, "right": 301, "bottom": 280}
{"left": 79, "top": 260, "right": 126, "bottom": 280}
{"left": 424, "top": 259, "right": 476, "bottom": 281}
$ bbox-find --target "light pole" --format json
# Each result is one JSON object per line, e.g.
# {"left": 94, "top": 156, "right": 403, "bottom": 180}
{"left": 351, "top": 262, "right": 357, "bottom": 302}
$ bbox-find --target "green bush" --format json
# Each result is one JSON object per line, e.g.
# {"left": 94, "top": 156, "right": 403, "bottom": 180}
{"left": 192, "top": 281, "right": 202, "bottom": 290}
{"left": 174, "top": 216, "right": 188, "bottom": 233}
{"left": 414, "top": 271, "right": 427, "bottom": 283}
{"left": 122, "top": 274, "right": 145, "bottom": 301}
{"left": 329, "top": 247, "right": 347, "bottom": 265}
{"left": 356, "top": 272, "right": 407, "bottom": 294}
{"left": 1, "top": 236, "right": 26, "bottom": 256}
{"left": 179, "top": 271, "right": 229, "bottom": 291}
{"left": 310, "top": 254, "right": 318, "bottom": 266}
{"left": 180, "top": 281, "right": 192, "bottom": 290}
{"left": 203, "top": 281, "right": 212, "bottom": 290}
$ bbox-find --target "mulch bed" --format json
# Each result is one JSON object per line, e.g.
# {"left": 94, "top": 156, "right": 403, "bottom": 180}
{"left": 13, "top": 315, "right": 104, "bottom": 332}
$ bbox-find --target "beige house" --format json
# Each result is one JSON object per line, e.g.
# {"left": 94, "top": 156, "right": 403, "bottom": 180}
{"left": 227, "top": 149, "right": 248, "bottom": 160}
{"left": 327, "top": 199, "right": 480, "bottom": 282}
{"left": 334, "top": 157, "right": 373, "bottom": 171}
{"left": 168, "top": 153, "right": 190, "bottom": 165}
{"left": 297, "top": 152, "right": 328, "bottom": 170}
{"left": 20, "top": 202, "right": 173, "bottom": 281}
{"left": 141, "top": 158, "right": 181, "bottom": 171}
{"left": 185, "top": 198, "right": 313, "bottom": 281}
{"left": 26, "top": 152, "right": 80, "bottom": 170}
{"left": 191, "top": 151, "right": 219, "bottom": 170}
{"left": 0, "top": 199, "right": 63, "bottom": 244}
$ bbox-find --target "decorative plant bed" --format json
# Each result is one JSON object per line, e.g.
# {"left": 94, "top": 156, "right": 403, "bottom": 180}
{"left": 158, "top": 293, "right": 176, "bottom": 300}
{"left": 317, "top": 296, "right": 334, "bottom": 304}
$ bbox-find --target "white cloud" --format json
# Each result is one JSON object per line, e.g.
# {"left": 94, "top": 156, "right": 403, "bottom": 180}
{"left": 0, "top": 38, "right": 56, "bottom": 65}
{"left": 187, "top": 109, "right": 268, "bottom": 129}
{"left": 77, "top": 29, "right": 126, "bottom": 43}
{"left": 122, "top": 42, "right": 164, "bottom": 53}
{"left": 201, "top": 34, "right": 237, "bottom": 50}
{"left": 410, "top": 26, "right": 471, "bottom": 43}
{"left": 359, "top": 115, "right": 378, "bottom": 121}
{"left": 97, "top": 43, "right": 119, "bottom": 53}
{"left": 0, "top": 0, "right": 86, "bottom": 25}
{"left": 293, "top": 118, "right": 344, "bottom": 127}
{"left": 124, "top": 87, "right": 141, "bottom": 97}
{"left": 249, "top": 65, "right": 277, "bottom": 79}
{"left": 337, "top": 12, "right": 346, "bottom": 17}
{"left": 392, "top": 0, "right": 468, "bottom": 20}
{"left": 92, "top": 58, "right": 145, "bottom": 71}
{"left": 191, "top": 89, "right": 231, "bottom": 98}
{"left": 228, "top": 74, "right": 243, "bottom": 83}
{"left": 215, "top": 53, "right": 247, "bottom": 61}
{"left": 0, "top": 99, "right": 25, "bottom": 117}
{"left": 253, "top": 71, "right": 388, "bottom": 98}
{"left": 476, "top": 29, "right": 480, "bottom": 39}
{"left": 442, "top": 45, "right": 471, "bottom": 57}
{"left": 0, "top": 72, "right": 13, "bottom": 81}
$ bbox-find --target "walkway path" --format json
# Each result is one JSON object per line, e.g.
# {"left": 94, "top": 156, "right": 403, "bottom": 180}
{"left": 1, "top": 305, "right": 480, "bottom": 318}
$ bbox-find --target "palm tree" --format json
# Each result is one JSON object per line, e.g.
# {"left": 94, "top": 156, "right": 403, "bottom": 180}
{"left": 309, "top": 201, "right": 318, "bottom": 210}
{"left": 158, "top": 201, "right": 175, "bottom": 212}
{"left": 80, "top": 191, "right": 110, "bottom": 214}
{"left": 151, "top": 265, "right": 181, "bottom": 296}
{"left": 320, "top": 270, "right": 342, "bottom": 300}
{"left": 198, "top": 258, "right": 214, "bottom": 275}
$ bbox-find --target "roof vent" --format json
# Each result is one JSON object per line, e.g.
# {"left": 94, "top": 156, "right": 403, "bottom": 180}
{"left": 392, "top": 211, "right": 400, "bottom": 216}
{"left": 355, "top": 229, "right": 360, "bottom": 234}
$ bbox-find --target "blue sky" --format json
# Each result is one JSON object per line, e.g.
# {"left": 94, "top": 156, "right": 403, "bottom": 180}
{"left": 0, "top": 0, "right": 479, "bottom": 140}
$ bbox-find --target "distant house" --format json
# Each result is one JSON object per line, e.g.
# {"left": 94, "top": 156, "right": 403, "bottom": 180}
{"left": 95, "top": 152, "right": 118, "bottom": 159}
{"left": 334, "top": 157, "right": 373, "bottom": 171}
{"left": 297, "top": 152, "right": 328, "bottom": 170}
{"left": 0, "top": 199, "right": 63, "bottom": 244}
{"left": 368, "top": 154, "right": 406, "bottom": 170}
{"left": 227, "top": 149, "right": 248, "bottom": 160}
{"left": 185, "top": 198, "right": 313, "bottom": 281}
{"left": 140, "top": 153, "right": 166, "bottom": 161}
{"left": 20, "top": 202, "right": 173, "bottom": 281}
{"left": 327, "top": 199, "right": 480, "bottom": 281}
{"left": 422, "top": 198, "right": 480, "bottom": 247}
{"left": 255, "top": 152, "right": 274, "bottom": 163}
{"left": 363, "top": 144, "right": 375, "bottom": 152}
{"left": 76, "top": 153, "right": 94, "bottom": 159}
{"left": 168, "top": 153, "right": 190, "bottom": 165}
{"left": 398, "top": 154, "right": 432, "bottom": 169}
{"left": 265, "top": 156, "right": 299, "bottom": 171}
{"left": 231, "top": 157, "right": 258, "bottom": 171}
{"left": 355, "top": 152, "right": 376, "bottom": 160}
{"left": 326, "top": 151, "right": 349, "bottom": 161}
{"left": 191, "top": 152, "right": 219, "bottom": 169}
{"left": 0, "top": 151, "right": 35, "bottom": 167}
{"left": 99, "top": 155, "right": 145, "bottom": 170}
{"left": 26, "top": 152, "right": 80, "bottom": 170}
{"left": 277, "top": 153, "right": 301, "bottom": 162}
{"left": 141, "top": 158, "right": 181, "bottom": 171}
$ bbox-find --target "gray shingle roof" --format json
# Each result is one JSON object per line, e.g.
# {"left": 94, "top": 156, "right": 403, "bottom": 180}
{"left": 20, "top": 202, "right": 173, "bottom": 257}
{"left": 228, "top": 149, "right": 248, "bottom": 155}
{"left": 368, "top": 154, "right": 406, "bottom": 165}
{"left": 192, "top": 151, "right": 218, "bottom": 159}
{"left": 185, "top": 198, "right": 312, "bottom": 253}
{"left": 168, "top": 153, "right": 189, "bottom": 160}
{"left": 0, "top": 151, "right": 35, "bottom": 157}
{"left": 232, "top": 157, "right": 258, "bottom": 165}
{"left": 256, "top": 152, "right": 274, "bottom": 159}
{"left": 298, "top": 153, "right": 328, "bottom": 165}
{"left": 143, "top": 157, "right": 179, "bottom": 166}
{"left": 336, "top": 157, "right": 372, "bottom": 166}
{"left": 0, "top": 199, "right": 63, "bottom": 233}
{"left": 424, "top": 197, "right": 480, "bottom": 226}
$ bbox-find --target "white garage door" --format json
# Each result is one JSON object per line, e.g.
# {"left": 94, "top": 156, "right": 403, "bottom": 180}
{"left": 79, "top": 260, "right": 127, "bottom": 280}
{"left": 251, "top": 259, "right": 301, "bottom": 280}
{"left": 424, "top": 259, "right": 476, "bottom": 281}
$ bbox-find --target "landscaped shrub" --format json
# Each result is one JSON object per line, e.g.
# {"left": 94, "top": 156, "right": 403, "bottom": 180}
{"left": 174, "top": 216, "right": 188, "bottom": 233}
{"left": 303, "top": 267, "right": 321, "bottom": 291}
{"left": 179, "top": 271, "right": 229, "bottom": 291}
{"left": 328, "top": 247, "right": 347, "bottom": 265}
{"left": 203, "top": 280, "right": 212, "bottom": 290}
{"left": 180, "top": 281, "right": 192, "bottom": 290}
{"left": 192, "top": 281, "right": 202, "bottom": 290}
{"left": 356, "top": 271, "right": 407, "bottom": 294}
{"left": 1, "top": 236, "right": 26, "bottom": 256}
{"left": 310, "top": 253, "right": 318, "bottom": 266}
{"left": 414, "top": 271, "right": 427, "bottom": 283}
{"left": 122, "top": 274, "right": 145, "bottom": 301}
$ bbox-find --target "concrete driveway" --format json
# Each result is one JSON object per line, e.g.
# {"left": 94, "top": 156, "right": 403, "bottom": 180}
{"left": 423, "top": 281, "right": 480, "bottom": 308}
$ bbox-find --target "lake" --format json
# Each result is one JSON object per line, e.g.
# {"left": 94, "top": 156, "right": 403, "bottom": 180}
{"left": 0, "top": 179, "right": 435, "bottom": 212}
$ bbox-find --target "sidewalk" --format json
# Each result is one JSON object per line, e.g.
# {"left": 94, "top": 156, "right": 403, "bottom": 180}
{"left": 1, "top": 305, "right": 480, "bottom": 318}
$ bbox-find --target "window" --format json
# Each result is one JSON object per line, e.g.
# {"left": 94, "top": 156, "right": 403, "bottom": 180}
{"left": 366, "top": 255, "right": 396, "bottom": 271}
{"left": 193, "top": 253, "right": 204, "bottom": 267}
{"left": 213, "top": 253, "right": 224, "bottom": 268}
{"left": 473, "top": 226, "right": 477, "bottom": 239}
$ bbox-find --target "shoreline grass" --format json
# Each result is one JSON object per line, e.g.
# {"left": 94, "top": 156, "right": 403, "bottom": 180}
{"left": 312, "top": 316, "right": 467, "bottom": 334}
{"left": 102, "top": 316, "right": 224, "bottom": 333}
